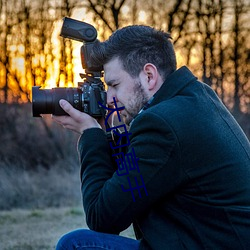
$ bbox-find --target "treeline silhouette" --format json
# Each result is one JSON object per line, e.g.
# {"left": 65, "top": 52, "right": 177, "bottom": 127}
{"left": 0, "top": 0, "right": 249, "bottom": 114}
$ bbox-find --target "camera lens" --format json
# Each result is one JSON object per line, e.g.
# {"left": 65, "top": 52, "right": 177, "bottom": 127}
{"left": 32, "top": 86, "right": 81, "bottom": 117}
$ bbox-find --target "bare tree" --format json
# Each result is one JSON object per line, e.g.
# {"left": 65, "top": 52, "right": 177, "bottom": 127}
{"left": 85, "top": 0, "right": 126, "bottom": 32}
{"left": 169, "top": 0, "right": 249, "bottom": 114}
{"left": 55, "top": 0, "right": 79, "bottom": 87}
{"left": 0, "top": 0, "right": 31, "bottom": 102}
{"left": 230, "top": 0, "right": 249, "bottom": 116}
{"left": 0, "top": 0, "right": 9, "bottom": 102}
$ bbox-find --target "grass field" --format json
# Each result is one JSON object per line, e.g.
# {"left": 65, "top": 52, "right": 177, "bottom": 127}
{"left": 0, "top": 206, "right": 135, "bottom": 250}
{"left": 0, "top": 207, "right": 85, "bottom": 250}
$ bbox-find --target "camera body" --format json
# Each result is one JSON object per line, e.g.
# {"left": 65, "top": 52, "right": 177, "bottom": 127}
{"left": 32, "top": 17, "right": 106, "bottom": 118}
{"left": 32, "top": 80, "right": 106, "bottom": 118}
{"left": 76, "top": 80, "right": 106, "bottom": 117}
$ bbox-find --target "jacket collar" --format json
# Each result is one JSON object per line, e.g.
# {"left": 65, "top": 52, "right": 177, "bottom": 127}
{"left": 149, "top": 66, "right": 197, "bottom": 108}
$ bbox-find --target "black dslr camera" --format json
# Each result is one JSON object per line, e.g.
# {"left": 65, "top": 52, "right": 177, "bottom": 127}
{"left": 32, "top": 17, "right": 106, "bottom": 118}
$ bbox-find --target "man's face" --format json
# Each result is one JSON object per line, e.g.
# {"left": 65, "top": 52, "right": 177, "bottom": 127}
{"left": 104, "top": 57, "right": 150, "bottom": 125}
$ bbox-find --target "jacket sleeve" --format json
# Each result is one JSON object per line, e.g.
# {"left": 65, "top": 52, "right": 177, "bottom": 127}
{"left": 78, "top": 111, "right": 187, "bottom": 234}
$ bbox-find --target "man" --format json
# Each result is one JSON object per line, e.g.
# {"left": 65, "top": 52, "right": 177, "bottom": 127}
{"left": 53, "top": 25, "right": 250, "bottom": 249}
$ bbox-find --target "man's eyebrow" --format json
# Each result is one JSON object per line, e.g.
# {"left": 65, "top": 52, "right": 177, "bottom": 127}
{"left": 105, "top": 79, "right": 117, "bottom": 87}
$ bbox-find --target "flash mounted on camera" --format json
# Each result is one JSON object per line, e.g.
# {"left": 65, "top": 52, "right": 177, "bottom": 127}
{"left": 32, "top": 17, "right": 106, "bottom": 118}
{"left": 60, "top": 17, "right": 103, "bottom": 74}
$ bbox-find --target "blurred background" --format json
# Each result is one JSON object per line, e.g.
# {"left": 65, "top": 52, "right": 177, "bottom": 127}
{"left": 0, "top": 0, "right": 249, "bottom": 210}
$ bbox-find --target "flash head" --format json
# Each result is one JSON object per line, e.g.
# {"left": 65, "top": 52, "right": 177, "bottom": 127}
{"left": 59, "top": 17, "right": 103, "bottom": 73}
{"left": 60, "top": 17, "right": 97, "bottom": 42}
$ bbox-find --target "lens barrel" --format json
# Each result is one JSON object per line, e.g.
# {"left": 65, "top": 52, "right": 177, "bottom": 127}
{"left": 32, "top": 86, "right": 81, "bottom": 117}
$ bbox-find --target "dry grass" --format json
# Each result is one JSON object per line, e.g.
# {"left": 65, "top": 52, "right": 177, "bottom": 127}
{"left": 0, "top": 206, "right": 135, "bottom": 250}
{"left": 0, "top": 163, "right": 82, "bottom": 210}
{"left": 0, "top": 207, "right": 83, "bottom": 250}
{"left": 0, "top": 103, "right": 81, "bottom": 210}
{"left": 0, "top": 103, "right": 134, "bottom": 249}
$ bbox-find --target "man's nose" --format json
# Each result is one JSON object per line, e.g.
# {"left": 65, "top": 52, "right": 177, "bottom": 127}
{"left": 107, "top": 89, "right": 116, "bottom": 106}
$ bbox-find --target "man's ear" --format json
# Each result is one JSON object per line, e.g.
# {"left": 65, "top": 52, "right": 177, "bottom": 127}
{"left": 143, "top": 63, "right": 159, "bottom": 91}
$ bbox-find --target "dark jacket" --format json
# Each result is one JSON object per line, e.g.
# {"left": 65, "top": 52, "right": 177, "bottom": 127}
{"left": 78, "top": 66, "right": 250, "bottom": 249}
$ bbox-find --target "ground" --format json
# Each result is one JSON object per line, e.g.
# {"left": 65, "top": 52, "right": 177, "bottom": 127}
{"left": 0, "top": 207, "right": 135, "bottom": 250}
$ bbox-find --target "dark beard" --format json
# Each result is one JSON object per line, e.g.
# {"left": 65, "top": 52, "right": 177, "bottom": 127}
{"left": 124, "top": 80, "right": 149, "bottom": 125}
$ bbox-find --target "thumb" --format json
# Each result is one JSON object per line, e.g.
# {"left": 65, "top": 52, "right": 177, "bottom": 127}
{"left": 59, "top": 99, "right": 72, "bottom": 113}
{"left": 59, "top": 99, "right": 85, "bottom": 120}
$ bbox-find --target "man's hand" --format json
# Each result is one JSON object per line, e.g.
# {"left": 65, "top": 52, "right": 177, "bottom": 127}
{"left": 52, "top": 99, "right": 102, "bottom": 134}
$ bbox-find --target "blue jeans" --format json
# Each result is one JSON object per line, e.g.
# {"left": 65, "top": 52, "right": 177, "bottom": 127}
{"left": 56, "top": 229, "right": 140, "bottom": 249}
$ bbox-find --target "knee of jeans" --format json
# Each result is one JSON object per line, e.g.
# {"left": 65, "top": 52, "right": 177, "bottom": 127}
{"left": 56, "top": 230, "right": 79, "bottom": 250}
{"left": 56, "top": 229, "right": 91, "bottom": 250}
{"left": 56, "top": 233, "right": 69, "bottom": 250}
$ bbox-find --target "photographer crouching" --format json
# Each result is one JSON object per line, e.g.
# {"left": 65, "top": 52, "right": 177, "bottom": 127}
{"left": 34, "top": 18, "right": 250, "bottom": 249}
